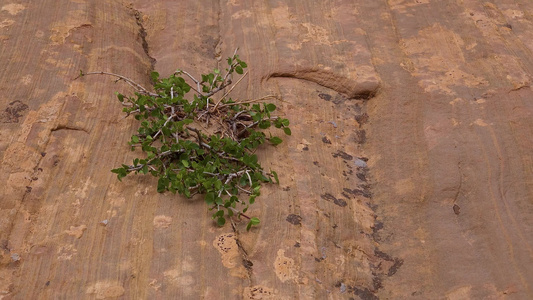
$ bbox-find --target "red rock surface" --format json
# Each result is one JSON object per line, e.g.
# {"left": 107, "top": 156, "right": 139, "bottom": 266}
{"left": 1, "top": 0, "right": 532, "bottom": 299}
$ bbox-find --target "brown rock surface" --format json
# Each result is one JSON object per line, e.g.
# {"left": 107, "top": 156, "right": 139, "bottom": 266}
{"left": 1, "top": 0, "right": 532, "bottom": 299}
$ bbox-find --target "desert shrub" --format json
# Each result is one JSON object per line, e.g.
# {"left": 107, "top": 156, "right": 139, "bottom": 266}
{"left": 79, "top": 50, "right": 290, "bottom": 230}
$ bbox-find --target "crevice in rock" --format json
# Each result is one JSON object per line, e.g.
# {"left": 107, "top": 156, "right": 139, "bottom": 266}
{"left": 231, "top": 221, "right": 254, "bottom": 285}
{"left": 128, "top": 6, "right": 156, "bottom": 72}
{"left": 214, "top": 0, "right": 223, "bottom": 63}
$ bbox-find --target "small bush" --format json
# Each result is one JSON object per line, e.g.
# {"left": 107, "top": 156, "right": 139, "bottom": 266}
{"left": 79, "top": 50, "right": 290, "bottom": 230}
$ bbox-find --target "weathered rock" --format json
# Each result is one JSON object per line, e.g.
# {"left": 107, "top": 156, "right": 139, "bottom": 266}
{"left": 1, "top": 0, "right": 532, "bottom": 299}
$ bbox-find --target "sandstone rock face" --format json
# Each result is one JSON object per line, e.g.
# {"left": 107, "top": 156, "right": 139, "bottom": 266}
{"left": 1, "top": 0, "right": 532, "bottom": 299}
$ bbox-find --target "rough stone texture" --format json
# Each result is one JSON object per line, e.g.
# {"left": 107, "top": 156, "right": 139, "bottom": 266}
{"left": 0, "top": 0, "right": 532, "bottom": 299}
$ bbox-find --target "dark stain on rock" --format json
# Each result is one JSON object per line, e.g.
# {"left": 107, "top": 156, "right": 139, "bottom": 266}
{"left": 333, "top": 94, "right": 347, "bottom": 105}
{"left": 375, "top": 249, "right": 404, "bottom": 276}
{"left": 318, "top": 93, "right": 332, "bottom": 101}
{"left": 302, "top": 145, "right": 309, "bottom": 151}
{"left": 1, "top": 100, "right": 28, "bottom": 123}
{"left": 332, "top": 150, "right": 353, "bottom": 160}
{"left": 343, "top": 188, "right": 371, "bottom": 198}
{"left": 321, "top": 193, "right": 347, "bottom": 207}
{"left": 243, "top": 258, "right": 254, "bottom": 270}
{"left": 322, "top": 136, "right": 332, "bottom": 144}
{"left": 294, "top": 242, "right": 300, "bottom": 248}
{"left": 355, "top": 112, "right": 369, "bottom": 126}
{"left": 371, "top": 221, "right": 384, "bottom": 242}
{"left": 356, "top": 172, "right": 367, "bottom": 182}
{"left": 321, "top": 193, "right": 336, "bottom": 202}
{"left": 372, "top": 221, "right": 383, "bottom": 234}
{"left": 453, "top": 204, "right": 460, "bottom": 215}
{"left": 372, "top": 276, "right": 383, "bottom": 291}
{"left": 286, "top": 214, "right": 302, "bottom": 225}
{"left": 350, "top": 286, "right": 379, "bottom": 300}
{"left": 354, "top": 129, "right": 367, "bottom": 144}
{"left": 313, "top": 161, "right": 319, "bottom": 166}
{"left": 246, "top": 286, "right": 274, "bottom": 298}
{"left": 340, "top": 247, "right": 403, "bottom": 299}
{"left": 342, "top": 170, "right": 354, "bottom": 178}
{"left": 52, "top": 155, "right": 60, "bottom": 167}
{"left": 388, "top": 259, "right": 404, "bottom": 276}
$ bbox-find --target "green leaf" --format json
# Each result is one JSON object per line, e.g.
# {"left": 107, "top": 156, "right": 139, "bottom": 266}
{"left": 131, "top": 135, "right": 139, "bottom": 143}
{"left": 235, "top": 66, "right": 243, "bottom": 75}
{"left": 150, "top": 71, "right": 159, "bottom": 82}
{"left": 147, "top": 151, "right": 155, "bottom": 159}
{"left": 162, "top": 126, "right": 171, "bottom": 136}
{"left": 116, "top": 93, "right": 124, "bottom": 102}
{"left": 239, "top": 61, "right": 248, "bottom": 68}
{"left": 259, "top": 120, "right": 271, "bottom": 129}
{"left": 246, "top": 217, "right": 260, "bottom": 231}
{"left": 157, "top": 177, "right": 169, "bottom": 192}
{"left": 111, "top": 167, "right": 127, "bottom": 182}
{"left": 283, "top": 127, "right": 292, "bottom": 135}
{"left": 217, "top": 217, "right": 226, "bottom": 226}
{"left": 182, "top": 160, "right": 190, "bottom": 168}
{"left": 205, "top": 192, "right": 215, "bottom": 206}
{"left": 271, "top": 170, "right": 279, "bottom": 184}
{"left": 269, "top": 137, "right": 283, "bottom": 145}
{"left": 215, "top": 180, "right": 222, "bottom": 190}
{"left": 252, "top": 112, "right": 262, "bottom": 122}
{"left": 265, "top": 103, "right": 276, "bottom": 112}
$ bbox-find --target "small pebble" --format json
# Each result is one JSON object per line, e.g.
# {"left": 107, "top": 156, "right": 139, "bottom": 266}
{"left": 340, "top": 282, "right": 347, "bottom": 293}
{"left": 99, "top": 219, "right": 109, "bottom": 226}
{"left": 354, "top": 158, "right": 367, "bottom": 168}
{"left": 11, "top": 253, "right": 20, "bottom": 262}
